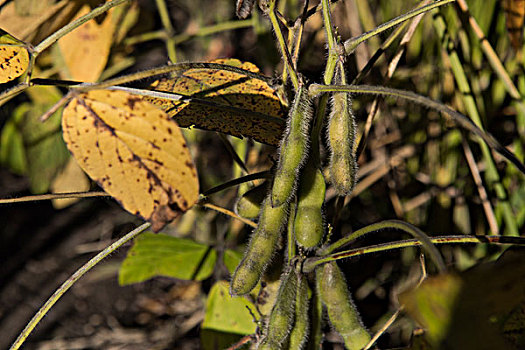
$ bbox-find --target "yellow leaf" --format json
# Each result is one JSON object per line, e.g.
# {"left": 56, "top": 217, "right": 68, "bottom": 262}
{"left": 62, "top": 89, "right": 199, "bottom": 232}
{"left": 14, "top": 0, "right": 56, "bottom": 16}
{"left": 0, "top": 29, "right": 29, "bottom": 83}
{"left": 58, "top": 4, "right": 115, "bottom": 82}
{"left": 0, "top": 0, "right": 74, "bottom": 43}
{"left": 147, "top": 58, "right": 287, "bottom": 146}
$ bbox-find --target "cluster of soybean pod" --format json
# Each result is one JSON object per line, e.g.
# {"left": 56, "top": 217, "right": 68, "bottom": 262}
{"left": 231, "top": 66, "right": 369, "bottom": 349}
{"left": 229, "top": 1, "right": 374, "bottom": 348}
{"left": 230, "top": 3, "right": 370, "bottom": 345}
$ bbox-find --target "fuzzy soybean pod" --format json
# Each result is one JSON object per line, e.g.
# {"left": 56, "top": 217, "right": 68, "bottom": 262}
{"left": 293, "top": 159, "right": 326, "bottom": 249}
{"left": 317, "top": 262, "right": 371, "bottom": 350}
{"left": 271, "top": 86, "right": 313, "bottom": 207}
{"left": 258, "top": 268, "right": 298, "bottom": 350}
{"left": 288, "top": 273, "right": 310, "bottom": 350}
{"left": 328, "top": 86, "right": 358, "bottom": 196}
{"left": 235, "top": 182, "right": 267, "bottom": 220}
{"left": 230, "top": 196, "right": 289, "bottom": 296}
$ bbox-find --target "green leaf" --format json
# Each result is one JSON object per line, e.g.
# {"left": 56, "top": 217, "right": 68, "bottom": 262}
{"left": 24, "top": 86, "right": 69, "bottom": 193}
{"left": 0, "top": 104, "right": 27, "bottom": 174}
{"left": 399, "top": 250, "right": 525, "bottom": 349}
{"left": 200, "top": 330, "right": 248, "bottom": 350}
{"left": 119, "top": 233, "right": 216, "bottom": 285}
{"left": 223, "top": 249, "right": 243, "bottom": 275}
{"left": 202, "top": 280, "right": 257, "bottom": 335}
{"left": 0, "top": 86, "right": 69, "bottom": 193}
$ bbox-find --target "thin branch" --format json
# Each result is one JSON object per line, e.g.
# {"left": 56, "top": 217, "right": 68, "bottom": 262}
{"left": 200, "top": 202, "right": 257, "bottom": 228}
{"left": 0, "top": 191, "right": 108, "bottom": 204}
{"left": 10, "top": 222, "right": 151, "bottom": 350}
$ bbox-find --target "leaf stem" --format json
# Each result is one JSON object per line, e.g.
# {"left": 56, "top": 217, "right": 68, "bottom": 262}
{"left": 321, "top": 0, "right": 338, "bottom": 85}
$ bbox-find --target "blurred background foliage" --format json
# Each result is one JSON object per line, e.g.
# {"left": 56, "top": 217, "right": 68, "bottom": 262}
{"left": 0, "top": 0, "right": 524, "bottom": 348}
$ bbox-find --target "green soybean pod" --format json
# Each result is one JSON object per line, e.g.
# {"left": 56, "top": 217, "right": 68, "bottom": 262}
{"left": 230, "top": 195, "right": 289, "bottom": 296}
{"left": 288, "top": 273, "right": 310, "bottom": 350}
{"left": 317, "top": 262, "right": 370, "bottom": 350}
{"left": 328, "top": 73, "right": 358, "bottom": 196}
{"left": 235, "top": 181, "right": 268, "bottom": 220}
{"left": 271, "top": 85, "right": 313, "bottom": 207}
{"left": 293, "top": 159, "right": 326, "bottom": 249}
{"left": 258, "top": 268, "right": 298, "bottom": 350}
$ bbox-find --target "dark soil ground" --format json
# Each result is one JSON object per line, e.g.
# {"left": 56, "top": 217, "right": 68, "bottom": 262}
{"left": 0, "top": 189, "right": 205, "bottom": 349}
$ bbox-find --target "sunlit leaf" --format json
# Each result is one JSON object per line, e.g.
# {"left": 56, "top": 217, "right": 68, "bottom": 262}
{"left": 503, "top": 0, "right": 525, "bottom": 50}
{"left": 14, "top": 0, "right": 55, "bottom": 16}
{"left": 202, "top": 280, "right": 257, "bottom": 335}
{"left": 0, "top": 28, "right": 29, "bottom": 83}
{"left": 0, "top": 0, "right": 74, "bottom": 44}
{"left": 61, "top": 89, "right": 199, "bottom": 232}
{"left": 399, "top": 249, "right": 525, "bottom": 349}
{"left": 57, "top": 4, "right": 115, "bottom": 82}
{"left": 147, "top": 58, "right": 287, "bottom": 146}
{"left": 119, "top": 233, "right": 216, "bottom": 285}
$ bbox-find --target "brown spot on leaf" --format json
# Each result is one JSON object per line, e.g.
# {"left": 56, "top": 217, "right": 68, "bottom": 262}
{"left": 150, "top": 205, "right": 180, "bottom": 232}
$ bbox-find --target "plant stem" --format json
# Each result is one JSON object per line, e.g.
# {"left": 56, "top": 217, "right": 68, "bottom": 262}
{"left": 9, "top": 222, "right": 151, "bottom": 350}
{"left": 267, "top": 0, "right": 300, "bottom": 90}
{"left": 172, "top": 19, "right": 254, "bottom": 45}
{"left": 354, "top": 0, "right": 430, "bottom": 158}
{"left": 201, "top": 170, "right": 271, "bottom": 197}
{"left": 343, "top": 0, "right": 455, "bottom": 55}
{"left": 303, "top": 234, "right": 525, "bottom": 273}
{"left": 200, "top": 202, "right": 257, "bottom": 228}
{"left": 319, "top": 220, "right": 445, "bottom": 272}
{"left": 321, "top": 0, "right": 339, "bottom": 85}
{"left": 309, "top": 84, "right": 525, "bottom": 175}
{"left": 155, "top": 0, "right": 177, "bottom": 62}
{"left": 33, "top": 0, "right": 129, "bottom": 55}
{"left": 0, "top": 191, "right": 108, "bottom": 204}
{"left": 124, "top": 30, "right": 166, "bottom": 46}
{"left": 72, "top": 62, "right": 273, "bottom": 91}
{"left": 0, "top": 82, "right": 30, "bottom": 107}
